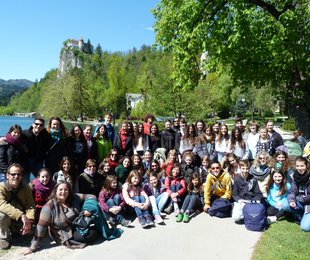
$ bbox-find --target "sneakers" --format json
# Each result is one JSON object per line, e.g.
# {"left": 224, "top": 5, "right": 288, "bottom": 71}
{"left": 120, "top": 219, "right": 132, "bottom": 227}
{"left": 183, "top": 213, "right": 190, "bottom": 223}
{"left": 267, "top": 216, "right": 277, "bottom": 225}
{"left": 138, "top": 216, "right": 148, "bottom": 228}
{"left": 0, "top": 239, "right": 10, "bottom": 250}
{"left": 164, "top": 204, "right": 174, "bottom": 215}
{"left": 154, "top": 214, "right": 164, "bottom": 224}
{"left": 145, "top": 215, "right": 155, "bottom": 227}
{"left": 176, "top": 213, "right": 184, "bottom": 222}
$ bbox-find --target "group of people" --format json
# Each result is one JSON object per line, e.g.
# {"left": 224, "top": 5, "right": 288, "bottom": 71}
{"left": 0, "top": 113, "right": 309, "bottom": 255}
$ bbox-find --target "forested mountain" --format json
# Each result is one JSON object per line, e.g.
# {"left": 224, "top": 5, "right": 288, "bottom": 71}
{"left": 5, "top": 41, "right": 276, "bottom": 122}
{"left": 0, "top": 79, "right": 33, "bottom": 106}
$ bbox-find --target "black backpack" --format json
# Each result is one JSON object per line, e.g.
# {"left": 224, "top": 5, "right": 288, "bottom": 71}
{"left": 208, "top": 198, "right": 232, "bottom": 218}
{"left": 243, "top": 202, "right": 267, "bottom": 231}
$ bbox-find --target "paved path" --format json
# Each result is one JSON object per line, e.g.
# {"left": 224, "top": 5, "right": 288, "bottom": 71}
{"left": 2, "top": 213, "right": 261, "bottom": 260}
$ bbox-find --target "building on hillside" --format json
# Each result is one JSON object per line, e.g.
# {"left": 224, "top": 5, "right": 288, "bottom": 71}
{"left": 126, "top": 93, "right": 144, "bottom": 110}
{"left": 58, "top": 38, "right": 93, "bottom": 77}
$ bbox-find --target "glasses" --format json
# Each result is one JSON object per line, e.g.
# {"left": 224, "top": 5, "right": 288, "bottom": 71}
{"left": 211, "top": 167, "right": 220, "bottom": 170}
{"left": 34, "top": 122, "right": 44, "bottom": 127}
{"left": 8, "top": 173, "right": 23, "bottom": 177}
{"left": 111, "top": 153, "right": 117, "bottom": 156}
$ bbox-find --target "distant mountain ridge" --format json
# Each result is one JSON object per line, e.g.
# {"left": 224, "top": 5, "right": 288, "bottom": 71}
{"left": 0, "top": 79, "right": 34, "bottom": 106}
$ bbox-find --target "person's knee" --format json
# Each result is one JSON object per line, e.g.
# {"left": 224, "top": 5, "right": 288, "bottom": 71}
{"left": 300, "top": 214, "right": 310, "bottom": 232}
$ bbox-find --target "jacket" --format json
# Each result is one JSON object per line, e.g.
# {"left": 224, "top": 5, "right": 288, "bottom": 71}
{"left": 164, "top": 175, "right": 187, "bottom": 197}
{"left": 233, "top": 174, "right": 263, "bottom": 202}
{"left": 204, "top": 170, "right": 232, "bottom": 206}
{"left": 0, "top": 181, "right": 35, "bottom": 221}
{"left": 267, "top": 183, "right": 291, "bottom": 211}
{"left": 98, "top": 188, "right": 126, "bottom": 212}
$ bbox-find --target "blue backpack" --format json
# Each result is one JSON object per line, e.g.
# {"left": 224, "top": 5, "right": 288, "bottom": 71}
{"left": 208, "top": 198, "right": 232, "bottom": 218}
{"left": 243, "top": 202, "right": 267, "bottom": 232}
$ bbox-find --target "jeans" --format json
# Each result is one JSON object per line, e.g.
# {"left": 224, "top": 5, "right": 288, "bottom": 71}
{"left": 300, "top": 213, "right": 310, "bottom": 232}
{"left": 169, "top": 184, "right": 185, "bottom": 207}
{"left": 181, "top": 194, "right": 202, "bottom": 214}
{"left": 149, "top": 192, "right": 169, "bottom": 215}
{"left": 106, "top": 194, "right": 125, "bottom": 222}
{"left": 132, "top": 196, "right": 150, "bottom": 218}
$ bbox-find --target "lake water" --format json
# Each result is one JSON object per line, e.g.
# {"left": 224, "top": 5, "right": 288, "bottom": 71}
{"left": 0, "top": 116, "right": 34, "bottom": 136}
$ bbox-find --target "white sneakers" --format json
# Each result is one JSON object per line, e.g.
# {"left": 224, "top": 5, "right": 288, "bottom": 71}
{"left": 267, "top": 216, "right": 277, "bottom": 225}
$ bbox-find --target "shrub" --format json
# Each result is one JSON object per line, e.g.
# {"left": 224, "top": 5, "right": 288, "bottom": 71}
{"left": 282, "top": 118, "right": 296, "bottom": 131}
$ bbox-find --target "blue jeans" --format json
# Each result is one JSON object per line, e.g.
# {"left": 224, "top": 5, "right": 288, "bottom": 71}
{"left": 149, "top": 192, "right": 169, "bottom": 215}
{"left": 132, "top": 195, "right": 150, "bottom": 218}
{"left": 0, "top": 170, "right": 6, "bottom": 183}
{"left": 106, "top": 194, "right": 125, "bottom": 222}
{"left": 181, "top": 194, "right": 202, "bottom": 214}
{"left": 301, "top": 213, "right": 310, "bottom": 232}
{"left": 169, "top": 184, "right": 185, "bottom": 207}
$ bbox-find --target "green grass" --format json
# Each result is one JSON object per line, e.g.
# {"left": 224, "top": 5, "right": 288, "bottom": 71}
{"left": 253, "top": 220, "right": 310, "bottom": 260}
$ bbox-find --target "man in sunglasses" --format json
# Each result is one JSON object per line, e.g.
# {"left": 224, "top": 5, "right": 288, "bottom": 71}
{"left": 0, "top": 163, "right": 35, "bottom": 250}
{"left": 23, "top": 117, "right": 49, "bottom": 182}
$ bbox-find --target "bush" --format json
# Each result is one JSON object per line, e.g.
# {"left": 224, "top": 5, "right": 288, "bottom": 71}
{"left": 264, "top": 110, "right": 274, "bottom": 117}
{"left": 282, "top": 118, "right": 296, "bottom": 131}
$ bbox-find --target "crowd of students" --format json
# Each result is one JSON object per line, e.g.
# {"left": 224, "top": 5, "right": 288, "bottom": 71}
{"left": 0, "top": 113, "right": 310, "bottom": 253}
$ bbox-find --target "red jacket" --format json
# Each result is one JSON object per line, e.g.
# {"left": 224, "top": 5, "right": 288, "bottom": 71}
{"left": 164, "top": 175, "right": 187, "bottom": 197}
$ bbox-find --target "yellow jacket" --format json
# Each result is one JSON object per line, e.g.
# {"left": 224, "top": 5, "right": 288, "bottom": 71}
{"left": 204, "top": 170, "right": 232, "bottom": 206}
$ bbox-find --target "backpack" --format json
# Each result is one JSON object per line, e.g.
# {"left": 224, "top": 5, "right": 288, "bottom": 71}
{"left": 243, "top": 202, "right": 267, "bottom": 232}
{"left": 208, "top": 198, "right": 232, "bottom": 218}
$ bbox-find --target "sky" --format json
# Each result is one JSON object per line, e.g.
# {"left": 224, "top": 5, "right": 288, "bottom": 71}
{"left": 0, "top": 0, "right": 159, "bottom": 82}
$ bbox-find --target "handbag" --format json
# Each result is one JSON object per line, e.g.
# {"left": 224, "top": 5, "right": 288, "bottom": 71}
{"left": 72, "top": 213, "right": 96, "bottom": 229}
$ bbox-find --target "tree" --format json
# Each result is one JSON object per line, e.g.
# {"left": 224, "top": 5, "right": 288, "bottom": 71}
{"left": 153, "top": 0, "right": 310, "bottom": 134}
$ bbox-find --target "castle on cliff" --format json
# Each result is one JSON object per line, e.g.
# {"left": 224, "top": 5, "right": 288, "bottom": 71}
{"left": 58, "top": 38, "right": 93, "bottom": 76}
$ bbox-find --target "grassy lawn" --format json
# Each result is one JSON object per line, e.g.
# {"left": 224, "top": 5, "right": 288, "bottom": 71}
{"left": 253, "top": 220, "right": 310, "bottom": 260}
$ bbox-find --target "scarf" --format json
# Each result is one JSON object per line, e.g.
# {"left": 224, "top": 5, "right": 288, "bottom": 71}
{"left": 6, "top": 133, "right": 22, "bottom": 146}
{"left": 120, "top": 129, "right": 129, "bottom": 149}
{"left": 33, "top": 178, "right": 55, "bottom": 205}
{"left": 108, "top": 159, "right": 118, "bottom": 170}
{"left": 51, "top": 129, "right": 62, "bottom": 142}
{"left": 250, "top": 165, "right": 271, "bottom": 181}
{"left": 293, "top": 171, "right": 310, "bottom": 186}
{"left": 83, "top": 168, "right": 96, "bottom": 178}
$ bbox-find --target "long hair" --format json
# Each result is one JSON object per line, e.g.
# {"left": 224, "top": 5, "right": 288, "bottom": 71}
{"left": 274, "top": 150, "right": 291, "bottom": 173}
{"left": 230, "top": 126, "right": 246, "bottom": 150}
{"left": 134, "top": 123, "right": 147, "bottom": 146}
{"left": 8, "top": 124, "right": 22, "bottom": 134}
{"left": 59, "top": 156, "right": 77, "bottom": 183}
{"left": 47, "top": 117, "right": 67, "bottom": 137}
{"left": 187, "top": 173, "right": 203, "bottom": 193}
{"left": 148, "top": 171, "right": 161, "bottom": 190}
{"left": 95, "top": 124, "right": 109, "bottom": 140}
{"left": 183, "top": 124, "right": 196, "bottom": 145}
{"left": 126, "top": 170, "right": 142, "bottom": 188}
{"left": 252, "top": 151, "right": 274, "bottom": 168}
{"left": 48, "top": 181, "right": 73, "bottom": 203}
{"left": 217, "top": 124, "right": 229, "bottom": 144}
{"left": 266, "top": 170, "right": 288, "bottom": 196}
{"left": 102, "top": 174, "right": 118, "bottom": 193}
{"left": 70, "top": 124, "right": 86, "bottom": 142}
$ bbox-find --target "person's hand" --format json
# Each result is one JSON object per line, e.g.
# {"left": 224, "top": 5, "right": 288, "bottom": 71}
{"left": 83, "top": 210, "right": 92, "bottom": 217}
{"left": 289, "top": 201, "right": 297, "bottom": 209}
{"left": 113, "top": 206, "right": 121, "bottom": 214}
{"left": 22, "top": 248, "right": 33, "bottom": 256}
{"left": 21, "top": 214, "right": 32, "bottom": 235}
{"left": 141, "top": 203, "right": 149, "bottom": 210}
{"left": 171, "top": 192, "right": 178, "bottom": 200}
{"left": 203, "top": 205, "right": 210, "bottom": 213}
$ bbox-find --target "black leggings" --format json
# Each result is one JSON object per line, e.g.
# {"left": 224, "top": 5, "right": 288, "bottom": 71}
{"left": 266, "top": 205, "right": 286, "bottom": 219}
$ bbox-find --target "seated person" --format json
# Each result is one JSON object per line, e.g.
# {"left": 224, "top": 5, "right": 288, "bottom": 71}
{"left": 0, "top": 163, "right": 35, "bottom": 250}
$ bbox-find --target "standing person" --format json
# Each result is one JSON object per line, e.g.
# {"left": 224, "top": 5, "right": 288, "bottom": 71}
{"left": 122, "top": 170, "right": 154, "bottom": 228}
{"left": 113, "top": 121, "right": 133, "bottom": 158}
{"left": 266, "top": 120, "right": 284, "bottom": 155}
{"left": 148, "top": 124, "right": 161, "bottom": 154}
{"left": 0, "top": 163, "right": 35, "bottom": 250}
{"left": 23, "top": 117, "right": 50, "bottom": 182}
{"left": 95, "top": 124, "right": 112, "bottom": 162}
{"left": 212, "top": 122, "right": 220, "bottom": 137}
{"left": 226, "top": 126, "right": 249, "bottom": 160}
{"left": 0, "top": 125, "right": 28, "bottom": 182}
{"left": 31, "top": 168, "right": 54, "bottom": 223}
{"left": 256, "top": 127, "right": 273, "bottom": 155}
{"left": 99, "top": 175, "right": 131, "bottom": 227}
{"left": 250, "top": 151, "right": 274, "bottom": 198}
{"left": 143, "top": 114, "right": 155, "bottom": 135}
{"left": 195, "top": 120, "right": 206, "bottom": 137}
{"left": 193, "top": 125, "right": 216, "bottom": 161}
{"left": 178, "top": 124, "right": 196, "bottom": 158}
{"left": 68, "top": 124, "right": 88, "bottom": 174}
{"left": 176, "top": 173, "right": 204, "bottom": 223}
{"left": 203, "top": 161, "right": 233, "bottom": 214}
{"left": 175, "top": 118, "right": 188, "bottom": 153}
{"left": 143, "top": 172, "right": 168, "bottom": 224}
{"left": 232, "top": 160, "right": 263, "bottom": 223}
{"left": 104, "top": 113, "right": 115, "bottom": 143}
{"left": 78, "top": 159, "right": 104, "bottom": 197}
{"left": 266, "top": 170, "right": 292, "bottom": 224}
{"left": 214, "top": 123, "right": 230, "bottom": 164}
{"left": 132, "top": 123, "right": 149, "bottom": 156}
{"left": 246, "top": 121, "right": 260, "bottom": 161}
{"left": 160, "top": 119, "right": 176, "bottom": 156}
{"left": 45, "top": 117, "right": 69, "bottom": 175}
{"left": 164, "top": 163, "right": 187, "bottom": 215}
{"left": 172, "top": 118, "right": 180, "bottom": 132}
{"left": 294, "top": 130, "right": 307, "bottom": 151}
{"left": 288, "top": 156, "right": 310, "bottom": 231}
{"left": 83, "top": 125, "right": 98, "bottom": 161}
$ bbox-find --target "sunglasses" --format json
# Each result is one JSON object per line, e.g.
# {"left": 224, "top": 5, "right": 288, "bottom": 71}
{"left": 211, "top": 167, "right": 220, "bottom": 170}
{"left": 8, "top": 173, "right": 23, "bottom": 177}
{"left": 34, "top": 122, "right": 44, "bottom": 127}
